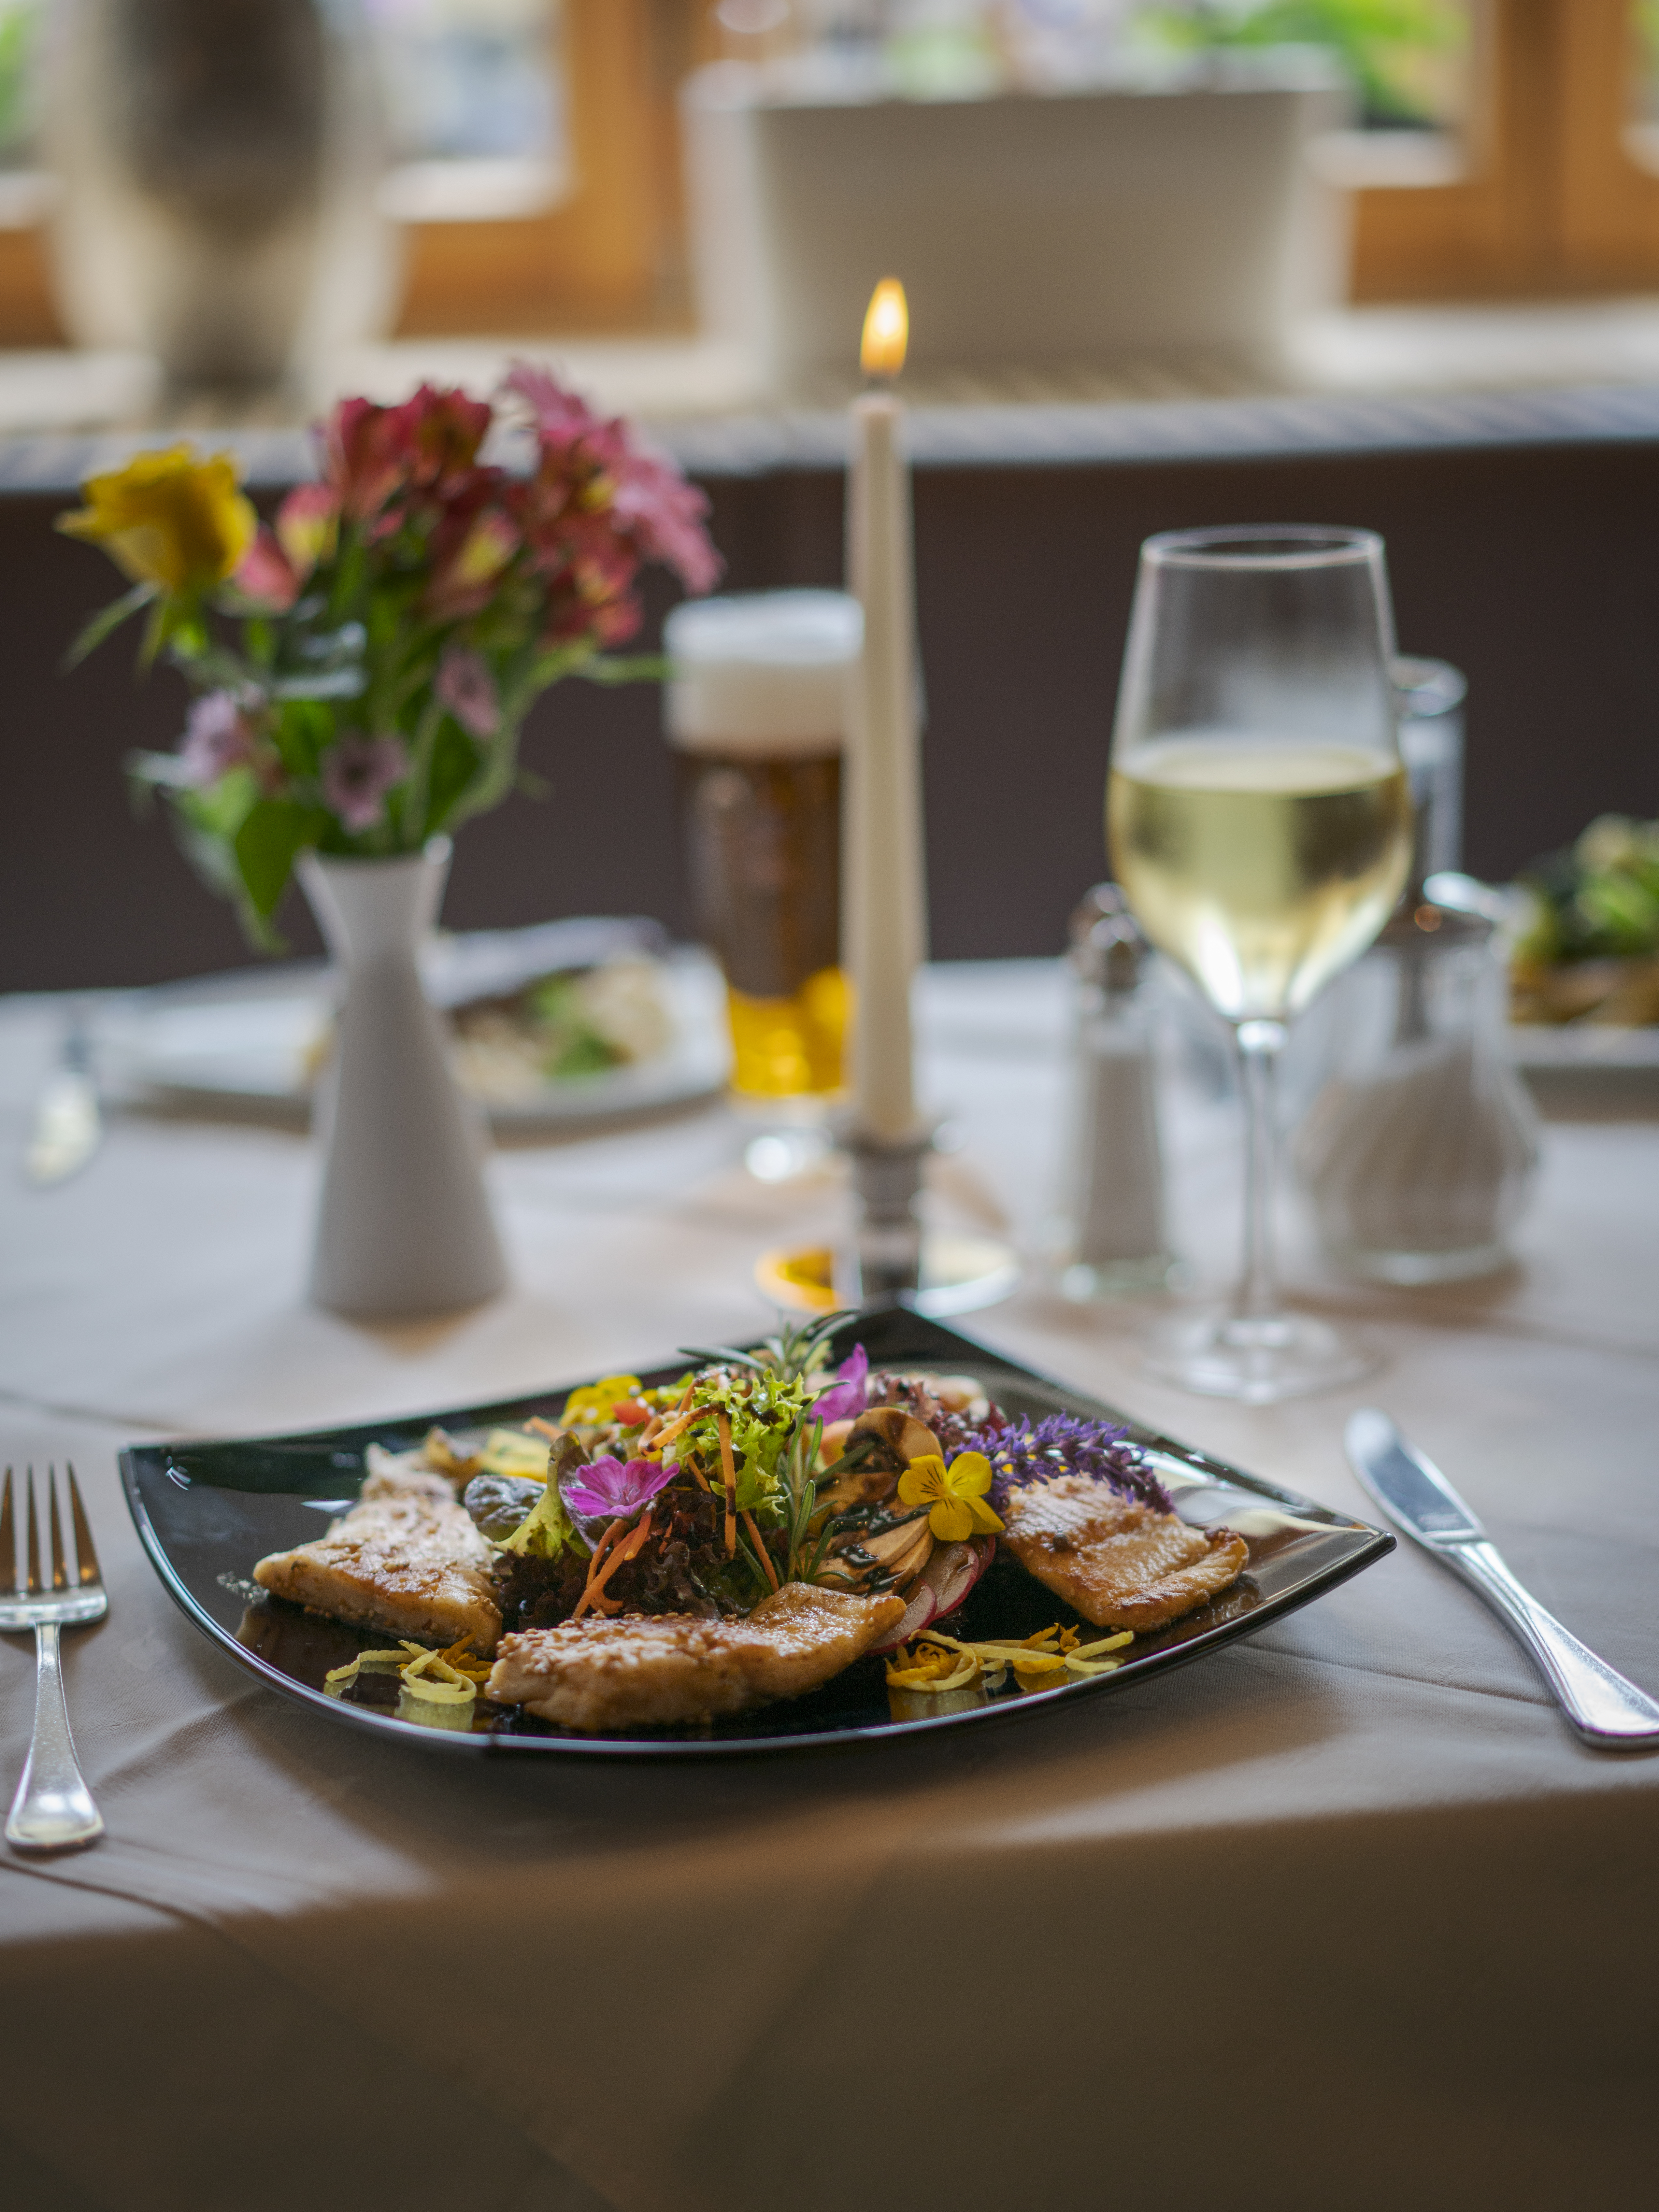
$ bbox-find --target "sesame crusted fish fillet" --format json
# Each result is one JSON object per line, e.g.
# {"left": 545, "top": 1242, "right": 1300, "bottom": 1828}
{"left": 253, "top": 1450, "right": 502, "bottom": 1655}
{"left": 487, "top": 1582, "right": 907, "bottom": 1731}
{"left": 1001, "top": 1474, "right": 1248, "bottom": 1632}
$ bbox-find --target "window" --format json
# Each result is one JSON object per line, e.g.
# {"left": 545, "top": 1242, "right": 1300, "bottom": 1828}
{"left": 2, "top": 0, "right": 1659, "bottom": 348}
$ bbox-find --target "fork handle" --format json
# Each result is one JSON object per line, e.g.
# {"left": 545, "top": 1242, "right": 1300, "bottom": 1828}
{"left": 6, "top": 1622, "right": 103, "bottom": 1850}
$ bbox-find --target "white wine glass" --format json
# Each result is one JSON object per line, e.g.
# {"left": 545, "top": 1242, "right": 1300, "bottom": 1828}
{"left": 1107, "top": 525, "right": 1413, "bottom": 1402}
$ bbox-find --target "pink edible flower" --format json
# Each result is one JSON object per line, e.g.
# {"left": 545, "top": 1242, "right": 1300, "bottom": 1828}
{"left": 320, "top": 731, "right": 408, "bottom": 832}
{"left": 563, "top": 1455, "right": 678, "bottom": 1526}
{"left": 813, "top": 1344, "right": 869, "bottom": 1426}
{"left": 435, "top": 645, "right": 500, "bottom": 739}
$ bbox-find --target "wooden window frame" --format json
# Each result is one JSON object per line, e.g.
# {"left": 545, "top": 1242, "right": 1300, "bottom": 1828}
{"left": 1352, "top": 0, "right": 1659, "bottom": 298}
{"left": 5, "top": 0, "right": 1659, "bottom": 348}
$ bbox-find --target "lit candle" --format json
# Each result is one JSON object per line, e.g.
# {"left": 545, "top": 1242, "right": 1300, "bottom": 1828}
{"left": 846, "top": 278, "right": 925, "bottom": 1142}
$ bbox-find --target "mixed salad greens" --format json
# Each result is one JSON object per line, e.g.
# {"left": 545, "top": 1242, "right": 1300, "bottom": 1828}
{"left": 424, "top": 1316, "right": 1148, "bottom": 1667}
{"left": 1512, "top": 813, "right": 1659, "bottom": 1025}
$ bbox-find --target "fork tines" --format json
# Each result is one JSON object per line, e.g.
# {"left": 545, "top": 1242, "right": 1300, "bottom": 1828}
{"left": 0, "top": 1465, "right": 100, "bottom": 1594}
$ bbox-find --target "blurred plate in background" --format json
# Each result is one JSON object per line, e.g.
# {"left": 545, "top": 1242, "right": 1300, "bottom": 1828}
{"left": 94, "top": 922, "right": 729, "bottom": 1132}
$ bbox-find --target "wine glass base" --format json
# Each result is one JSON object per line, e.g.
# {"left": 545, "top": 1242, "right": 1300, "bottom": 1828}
{"left": 1142, "top": 1308, "right": 1378, "bottom": 1406}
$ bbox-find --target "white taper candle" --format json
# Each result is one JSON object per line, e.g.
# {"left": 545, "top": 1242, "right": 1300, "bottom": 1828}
{"left": 846, "top": 289, "right": 925, "bottom": 1143}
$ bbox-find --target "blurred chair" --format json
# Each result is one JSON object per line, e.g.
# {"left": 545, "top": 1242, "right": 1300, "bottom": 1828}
{"left": 682, "top": 57, "right": 1351, "bottom": 390}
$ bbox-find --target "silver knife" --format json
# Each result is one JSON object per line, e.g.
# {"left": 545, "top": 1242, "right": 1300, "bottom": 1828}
{"left": 25, "top": 1013, "right": 101, "bottom": 1187}
{"left": 1345, "top": 1409, "right": 1659, "bottom": 1751}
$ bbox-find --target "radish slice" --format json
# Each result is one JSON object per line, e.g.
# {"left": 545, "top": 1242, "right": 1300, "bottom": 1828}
{"left": 868, "top": 1537, "right": 996, "bottom": 1652}
{"left": 928, "top": 1536, "right": 995, "bottom": 1621}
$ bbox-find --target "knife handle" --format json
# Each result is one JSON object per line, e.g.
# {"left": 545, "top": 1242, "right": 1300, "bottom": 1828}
{"left": 1447, "top": 1543, "right": 1659, "bottom": 1748}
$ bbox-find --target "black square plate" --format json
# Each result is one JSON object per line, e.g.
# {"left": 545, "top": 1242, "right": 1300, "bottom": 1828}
{"left": 121, "top": 1308, "right": 1393, "bottom": 1758}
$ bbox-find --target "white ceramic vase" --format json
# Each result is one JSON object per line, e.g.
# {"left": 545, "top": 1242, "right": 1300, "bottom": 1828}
{"left": 298, "top": 839, "right": 507, "bottom": 1319}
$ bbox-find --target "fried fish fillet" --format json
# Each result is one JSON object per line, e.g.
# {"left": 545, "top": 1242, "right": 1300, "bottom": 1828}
{"left": 253, "top": 1449, "right": 502, "bottom": 1655}
{"left": 1001, "top": 1475, "right": 1248, "bottom": 1631}
{"left": 487, "top": 1582, "right": 907, "bottom": 1731}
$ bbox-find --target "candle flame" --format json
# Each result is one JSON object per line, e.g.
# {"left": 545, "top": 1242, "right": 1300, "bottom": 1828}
{"left": 860, "top": 279, "right": 908, "bottom": 379}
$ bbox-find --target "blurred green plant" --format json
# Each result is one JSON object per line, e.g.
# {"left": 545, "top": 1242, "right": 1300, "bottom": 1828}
{"left": 1137, "top": 1, "right": 1466, "bottom": 128}
{"left": 0, "top": 2, "right": 36, "bottom": 159}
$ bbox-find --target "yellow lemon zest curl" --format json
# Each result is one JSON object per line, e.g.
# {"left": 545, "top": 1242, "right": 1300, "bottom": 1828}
{"left": 884, "top": 1622, "right": 1134, "bottom": 1696}
{"left": 896, "top": 1450, "right": 1005, "bottom": 1542}
{"left": 325, "top": 1637, "right": 490, "bottom": 1707}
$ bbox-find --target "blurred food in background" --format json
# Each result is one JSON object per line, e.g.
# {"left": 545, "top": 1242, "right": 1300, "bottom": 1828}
{"left": 1511, "top": 815, "right": 1659, "bottom": 1027}
{"left": 448, "top": 952, "right": 676, "bottom": 1101}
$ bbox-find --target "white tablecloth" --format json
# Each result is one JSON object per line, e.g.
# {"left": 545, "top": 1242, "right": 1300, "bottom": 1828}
{"left": 1, "top": 964, "right": 1655, "bottom": 2212}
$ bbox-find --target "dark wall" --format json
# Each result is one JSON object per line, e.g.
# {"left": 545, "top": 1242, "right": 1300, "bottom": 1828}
{"left": 4, "top": 436, "right": 1657, "bottom": 991}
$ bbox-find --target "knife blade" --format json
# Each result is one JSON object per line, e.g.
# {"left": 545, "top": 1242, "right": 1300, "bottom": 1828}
{"left": 1345, "top": 1409, "right": 1659, "bottom": 1751}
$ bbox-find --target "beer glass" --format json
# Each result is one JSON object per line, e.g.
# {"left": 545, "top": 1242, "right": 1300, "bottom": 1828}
{"left": 665, "top": 593, "right": 861, "bottom": 1158}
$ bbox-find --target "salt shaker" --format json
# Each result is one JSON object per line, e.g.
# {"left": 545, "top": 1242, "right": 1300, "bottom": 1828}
{"left": 1296, "top": 897, "right": 1539, "bottom": 1283}
{"left": 1047, "top": 885, "right": 1178, "bottom": 1298}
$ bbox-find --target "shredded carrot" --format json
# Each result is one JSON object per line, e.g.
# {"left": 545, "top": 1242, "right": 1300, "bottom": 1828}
{"left": 573, "top": 1509, "right": 656, "bottom": 1620}
{"left": 741, "top": 1509, "right": 780, "bottom": 1592}
{"left": 571, "top": 1515, "right": 626, "bottom": 1620}
{"left": 643, "top": 1407, "right": 700, "bottom": 1460}
{"left": 716, "top": 1411, "right": 738, "bottom": 1557}
{"left": 526, "top": 1416, "right": 563, "bottom": 1443}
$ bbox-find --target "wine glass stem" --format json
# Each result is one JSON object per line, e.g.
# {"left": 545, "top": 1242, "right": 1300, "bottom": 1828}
{"left": 1234, "top": 1018, "right": 1288, "bottom": 1324}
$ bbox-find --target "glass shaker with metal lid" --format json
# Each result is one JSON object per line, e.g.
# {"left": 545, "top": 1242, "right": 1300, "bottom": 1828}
{"left": 1047, "top": 884, "right": 1179, "bottom": 1299}
{"left": 1296, "top": 893, "right": 1539, "bottom": 1283}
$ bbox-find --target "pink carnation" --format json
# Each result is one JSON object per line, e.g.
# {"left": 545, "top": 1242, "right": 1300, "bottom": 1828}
{"left": 176, "top": 691, "right": 256, "bottom": 787}
{"left": 435, "top": 646, "right": 499, "bottom": 739}
{"left": 321, "top": 732, "right": 408, "bottom": 832}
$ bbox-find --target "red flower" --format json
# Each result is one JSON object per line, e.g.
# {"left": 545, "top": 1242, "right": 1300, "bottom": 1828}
{"left": 324, "top": 397, "right": 413, "bottom": 524}
{"left": 275, "top": 482, "right": 339, "bottom": 580}
{"left": 233, "top": 526, "right": 301, "bottom": 612}
{"left": 611, "top": 443, "right": 721, "bottom": 595}
{"left": 423, "top": 499, "right": 520, "bottom": 622}
{"left": 502, "top": 360, "right": 719, "bottom": 597}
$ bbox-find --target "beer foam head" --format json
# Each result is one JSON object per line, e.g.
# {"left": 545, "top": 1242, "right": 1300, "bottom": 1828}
{"left": 664, "top": 591, "right": 861, "bottom": 756}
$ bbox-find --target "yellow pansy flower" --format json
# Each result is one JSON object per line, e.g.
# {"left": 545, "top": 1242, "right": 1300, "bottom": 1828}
{"left": 561, "top": 1374, "right": 642, "bottom": 1426}
{"left": 896, "top": 1450, "right": 1005, "bottom": 1542}
{"left": 57, "top": 445, "right": 256, "bottom": 597}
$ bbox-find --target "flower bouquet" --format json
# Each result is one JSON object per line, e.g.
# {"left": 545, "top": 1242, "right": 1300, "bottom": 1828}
{"left": 58, "top": 369, "right": 718, "bottom": 1318}
{"left": 60, "top": 366, "right": 719, "bottom": 940}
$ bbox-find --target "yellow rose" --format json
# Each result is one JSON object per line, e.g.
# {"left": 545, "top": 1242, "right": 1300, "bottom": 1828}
{"left": 57, "top": 445, "right": 256, "bottom": 597}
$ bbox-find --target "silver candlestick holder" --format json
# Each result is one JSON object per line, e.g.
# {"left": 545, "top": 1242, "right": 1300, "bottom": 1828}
{"left": 752, "top": 1119, "right": 1019, "bottom": 1318}
{"left": 835, "top": 1122, "right": 934, "bottom": 1306}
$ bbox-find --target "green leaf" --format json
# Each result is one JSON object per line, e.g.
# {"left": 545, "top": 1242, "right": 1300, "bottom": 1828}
{"left": 271, "top": 697, "right": 335, "bottom": 779}
{"left": 422, "top": 717, "right": 482, "bottom": 839}
{"left": 63, "top": 581, "right": 157, "bottom": 670}
{"left": 233, "top": 798, "right": 321, "bottom": 919}
{"left": 581, "top": 653, "right": 671, "bottom": 685}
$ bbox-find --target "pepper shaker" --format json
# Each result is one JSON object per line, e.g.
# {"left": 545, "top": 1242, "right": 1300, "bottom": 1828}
{"left": 1047, "top": 885, "right": 1178, "bottom": 1299}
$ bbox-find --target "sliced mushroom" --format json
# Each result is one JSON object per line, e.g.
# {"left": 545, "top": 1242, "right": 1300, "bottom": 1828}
{"left": 849, "top": 1515, "right": 934, "bottom": 1586}
{"left": 851, "top": 1405, "right": 942, "bottom": 1467}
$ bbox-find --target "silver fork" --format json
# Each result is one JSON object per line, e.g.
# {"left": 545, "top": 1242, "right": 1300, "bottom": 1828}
{"left": 1, "top": 1466, "right": 107, "bottom": 1850}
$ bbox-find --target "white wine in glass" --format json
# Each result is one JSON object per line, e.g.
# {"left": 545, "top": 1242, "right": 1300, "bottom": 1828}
{"left": 1107, "top": 529, "right": 1413, "bottom": 1402}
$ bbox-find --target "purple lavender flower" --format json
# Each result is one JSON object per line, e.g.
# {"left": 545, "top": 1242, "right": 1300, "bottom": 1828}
{"left": 320, "top": 732, "right": 408, "bottom": 832}
{"left": 562, "top": 1455, "right": 677, "bottom": 1528}
{"left": 435, "top": 645, "right": 500, "bottom": 739}
{"left": 967, "top": 1411, "right": 1171, "bottom": 1517}
{"left": 813, "top": 1343, "right": 869, "bottom": 1425}
{"left": 176, "top": 690, "right": 255, "bottom": 788}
